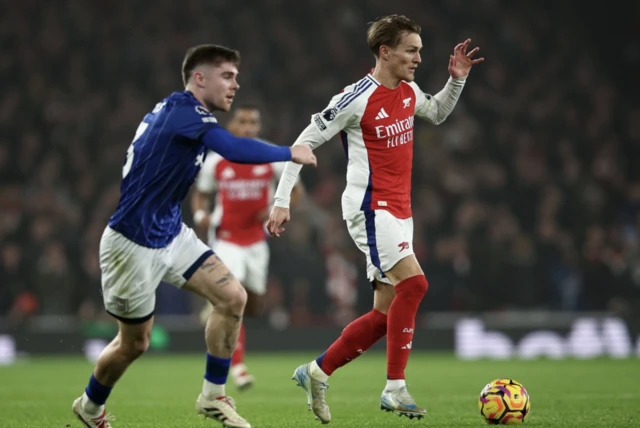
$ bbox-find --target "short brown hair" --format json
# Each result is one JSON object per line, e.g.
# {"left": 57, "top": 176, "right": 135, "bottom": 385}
{"left": 181, "top": 44, "right": 241, "bottom": 86}
{"left": 367, "top": 15, "right": 421, "bottom": 58}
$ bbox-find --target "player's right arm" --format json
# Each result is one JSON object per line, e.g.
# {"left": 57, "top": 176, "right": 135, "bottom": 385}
{"left": 173, "top": 102, "right": 316, "bottom": 166}
{"left": 267, "top": 88, "right": 361, "bottom": 237}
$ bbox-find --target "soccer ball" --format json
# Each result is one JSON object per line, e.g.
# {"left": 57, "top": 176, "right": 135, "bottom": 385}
{"left": 478, "top": 378, "right": 530, "bottom": 424}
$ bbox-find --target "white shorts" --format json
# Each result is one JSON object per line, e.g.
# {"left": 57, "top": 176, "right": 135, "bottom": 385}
{"left": 100, "top": 224, "right": 212, "bottom": 321}
{"left": 345, "top": 210, "right": 414, "bottom": 284}
{"left": 211, "top": 239, "right": 269, "bottom": 295}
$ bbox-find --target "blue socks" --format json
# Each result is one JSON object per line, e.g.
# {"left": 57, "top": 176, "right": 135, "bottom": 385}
{"left": 84, "top": 355, "right": 231, "bottom": 407}
{"left": 85, "top": 374, "right": 112, "bottom": 405}
{"left": 205, "top": 353, "right": 231, "bottom": 385}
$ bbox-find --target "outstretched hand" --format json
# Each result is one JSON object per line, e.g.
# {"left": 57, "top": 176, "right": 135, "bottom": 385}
{"left": 449, "top": 38, "right": 484, "bottom": 79}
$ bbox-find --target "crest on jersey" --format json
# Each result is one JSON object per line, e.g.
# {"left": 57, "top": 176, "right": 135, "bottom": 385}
{"left": 113, "top": 297, "right": 129, "bottom": 313}
{"left": 196, "top": 105, "right": 217, "bottom": 123}
{"left": 322, "top": 107, "right": 338, "bottom": 121}
{"left": 195, "top": 105, "right": 210, "bottom": 115}
{"left": 403, "top": 97, "right": 412, "bottom": 108}
{"left": 252, "top": 165, "right": 269, "bottom": 176}
{"left": 152, "top": 102, "right": 166, "bottom": 113}
{"left": 221, "top": 167, "right": 235, "bottom": 179}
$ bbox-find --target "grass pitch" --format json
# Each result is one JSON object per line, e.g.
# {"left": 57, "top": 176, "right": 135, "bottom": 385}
{"left": 1, "top": 352, "right": 639, "bottom": 427}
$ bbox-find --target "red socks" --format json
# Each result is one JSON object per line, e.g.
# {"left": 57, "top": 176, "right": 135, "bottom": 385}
{"left": 315, "top": 275, "right": 428, "bottom": 380}
{"left": 231, "top": 322, "right": 246, "bottom": 367}
{"left": 317, "top": 309, "right": 388, "bottom": 375}
{"left": 386, "top": 275, "right": 428, "bottom": 379}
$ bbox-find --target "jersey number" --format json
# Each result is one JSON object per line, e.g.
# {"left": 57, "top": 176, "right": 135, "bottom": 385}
{"left": 122, "top": 122, "right": 149, "bottom": 178}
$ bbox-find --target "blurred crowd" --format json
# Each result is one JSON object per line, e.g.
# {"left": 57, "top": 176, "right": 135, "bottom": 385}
{"left": 1, "top": 0, "right": 639, "bottom": 327}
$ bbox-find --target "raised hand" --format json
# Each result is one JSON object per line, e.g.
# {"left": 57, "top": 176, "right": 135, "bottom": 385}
{"left": 449, "top": 38, "right": 484, "bottom": 79}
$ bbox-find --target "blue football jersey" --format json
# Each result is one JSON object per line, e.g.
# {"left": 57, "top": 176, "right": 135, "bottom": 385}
{"left": 108, "top": 91, "right": 220, "bottom": 248}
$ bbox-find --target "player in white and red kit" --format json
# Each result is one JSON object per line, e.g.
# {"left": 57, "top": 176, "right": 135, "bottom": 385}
{"left": 192, "top": 106, "right": 304, "bottom": 391}
{"left": 267, "top": 15, "right": 483, "bottom": 423}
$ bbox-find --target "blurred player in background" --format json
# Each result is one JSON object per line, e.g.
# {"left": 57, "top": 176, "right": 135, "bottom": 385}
{"left": 268, "top": 15, "right": 483, "bottom": 423}
{"left": 71, "top": 44, "right": 316, "bottom": 428}
{"left": 192, "top": 105, "right": 305, "bottom": 391}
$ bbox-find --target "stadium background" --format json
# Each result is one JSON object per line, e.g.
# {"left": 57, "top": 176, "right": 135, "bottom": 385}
{"left": 2, "top": 2, "right": 640, "bottom": 426}
{"left": 1, "top": 0, "right": 640, "bottom": 357}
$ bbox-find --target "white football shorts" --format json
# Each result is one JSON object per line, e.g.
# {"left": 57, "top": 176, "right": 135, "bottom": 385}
{"left": 345, "top": 209, "right": 414, "bottom": 285}
{"left": 211, "top": 239, "right": 269, "bottom": 295}
{"left": 100, "top": 224, "right": 212, "bottom": 322}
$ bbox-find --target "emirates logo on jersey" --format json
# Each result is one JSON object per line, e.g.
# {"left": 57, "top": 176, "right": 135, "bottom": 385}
{"left": 219, "top": 179, "right": 269, "bottom": 200}
{"left": 374, "top": 116, "right": 414, "bottom": 149}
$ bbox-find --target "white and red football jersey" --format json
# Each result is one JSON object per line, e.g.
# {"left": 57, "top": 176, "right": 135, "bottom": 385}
{"left": 309, "top": 74, "right": 450, "bottom": 220}
{"left": 196, "top": 152, "right": 285, "bottom": 246}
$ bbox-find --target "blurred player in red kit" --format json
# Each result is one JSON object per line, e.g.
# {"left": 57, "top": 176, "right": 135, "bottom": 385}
{"left": 268, "top": 15, "right": 483, "bottom": 423}
{"left": 192, "top": 105, "right": 304, "bottom": 391}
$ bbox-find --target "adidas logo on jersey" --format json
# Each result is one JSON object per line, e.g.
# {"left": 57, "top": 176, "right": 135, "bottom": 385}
{"left": 375, "top": 107, "right": 390, "bottom": 120}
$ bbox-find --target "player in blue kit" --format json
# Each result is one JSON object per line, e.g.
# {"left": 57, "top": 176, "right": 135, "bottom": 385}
{"left": 71, "top": 45, "right": 316, "bottom": 428}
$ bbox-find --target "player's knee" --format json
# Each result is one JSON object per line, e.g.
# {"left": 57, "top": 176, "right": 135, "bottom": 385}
{"left": 119, "top": 335, "right": 150, "bottom": 360}
{"left": 116, "top": 323, "right": 152, "bottom": 360}
{"left": 419, "top": 275, "right": 429, "bottom": 294}
{"left": 217, "top": 281, "right": 247, "bottom": 315}
{"left": 410, "top": 275, "right": 429, "bottom": 298}
{"left": 130, "top": 338, "right": 150, "bottom": 358}
{"left": 233, "top": 284, "right": 248, "bottom": 312}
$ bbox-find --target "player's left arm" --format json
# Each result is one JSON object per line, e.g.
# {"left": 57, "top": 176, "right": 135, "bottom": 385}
{"left": 257, "top": 162, "right": 306, "bottom": 223}
{"left": 273, "top": 88, "right": 362, "bottom": 210}
{"left": 413, "top": 38, "right": 484, "bottom": 125}
{"left": 290, "top": 181, "right": 305, "bottom": 206}
{"left": 267, "top": 88, "right": 362, "bottom": 237}
{"left": 272, "top": 161, "right": 306, "bottom": 207}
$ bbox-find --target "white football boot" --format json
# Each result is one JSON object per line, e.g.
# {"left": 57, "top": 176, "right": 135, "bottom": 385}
{"left": 196, "top": 394, "right": 251, "bottom": 428}
{"left": 291, "top": 363, "right": 331, "bottom": 424}
{"left": 380, "top": 385, "right": 426, "bottom": 419}
{"left": 72, "top": 397, "right": 114, "bottom": 428}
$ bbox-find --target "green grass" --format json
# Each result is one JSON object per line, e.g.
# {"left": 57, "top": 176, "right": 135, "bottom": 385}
{"left": 1, "top": 352, "right": 639, "bottom": 427}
